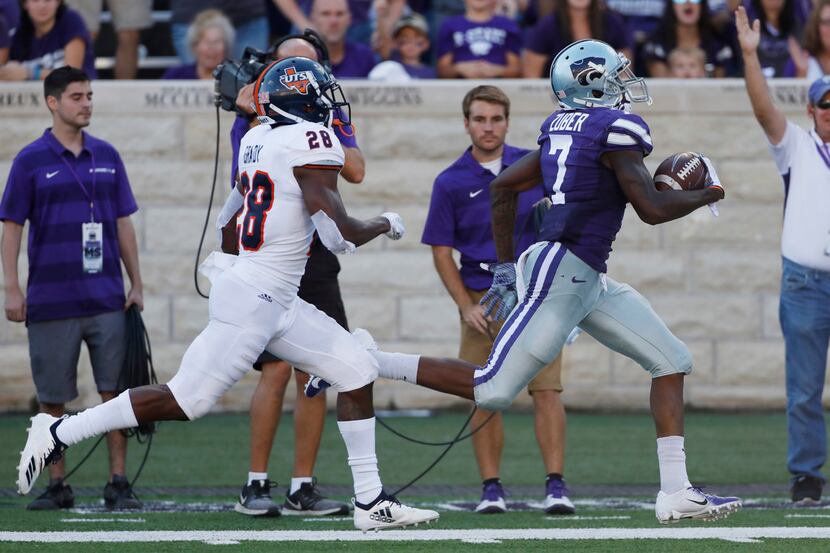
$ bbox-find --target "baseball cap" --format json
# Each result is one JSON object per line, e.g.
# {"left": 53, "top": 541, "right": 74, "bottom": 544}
{"left": 808, "top": 75, "right": 830, "bottom": 105}
{"left": 393, "top": 13, "right": 429, "bottom": 37}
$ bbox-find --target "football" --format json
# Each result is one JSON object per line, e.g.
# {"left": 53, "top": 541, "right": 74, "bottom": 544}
{"left": 654, "top": 152, "right": 708, "bottom": 191}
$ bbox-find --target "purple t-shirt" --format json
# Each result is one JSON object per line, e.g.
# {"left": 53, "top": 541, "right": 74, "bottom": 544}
{"left": 294, "top": 0, "right": 372, "bottom": 26}
{"left": 0, "top": 13, "right": 9, "bottom": 49}
{"left": 403, "top": 62, "right": 436, "bottom": 79}
{"left": 524, "top": 11, "right": 633, "bottom": 77}
{"left": 536, "top": 107, "right": 653, "bottom": 273}
{"left": 162, "top": 63, "right": 198, "bottom": 79}
{"left": 421, "top": 145, "right": 544, "bottom": 290}
{"left": 0, "top": 0, "right": 19, "bottom": 33}
{"left": 743, "top": 1, "right": 802, "bottom": 78}
{"left": 436, "top": 15, "right": 522, "bottom": 65}
{"left": 0, "top": 130, "right": 138, "bottom": 323}
{"left": 9, "top": 8, "right": 96, "bottom": 78}
{"left": 642, "top": 35, "right": 734, "bottom": 71}
{"left": 331, "top": 42, "right": 377, "bottom": 78}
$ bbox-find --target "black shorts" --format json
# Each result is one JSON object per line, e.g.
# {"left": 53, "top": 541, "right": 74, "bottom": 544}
{"left": 253, "top": 246, "right": 348, "bottom": 371}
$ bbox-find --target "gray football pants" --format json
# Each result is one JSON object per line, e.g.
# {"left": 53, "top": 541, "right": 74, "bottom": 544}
{"left": 474, "top": 242, "right": 693, "bottom": 411}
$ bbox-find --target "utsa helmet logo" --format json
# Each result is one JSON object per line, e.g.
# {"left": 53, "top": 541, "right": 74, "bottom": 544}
{"left": 279, "top": 67, "right": 316, "bottom": 95}
{"left": 570, "top": 57, "right": 606, "bottom": 86}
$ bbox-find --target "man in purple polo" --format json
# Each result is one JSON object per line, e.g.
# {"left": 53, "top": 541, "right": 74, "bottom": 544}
{"left": 311, "top": 0, "right": 377, "bottom": 78}
{"left": 0, "top": 66, "right": 143, "bottom": 511}
{"left": 421, "top": 85, "right": 573, "bottom": 515}
{"left": 435, "top": 0, "right": 522, "bottom": 78}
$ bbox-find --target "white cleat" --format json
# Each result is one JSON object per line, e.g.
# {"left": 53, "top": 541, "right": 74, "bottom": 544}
{"left": 16, "top": 414, "right": 66, "bottom": 495}
{"left": 352, "top": 328, "right": 378, "bottom": 351}
{"left": 353, "top": 492, "right": 439, "bottom": 532}
{"left": 655, "top": 485, "right": 742, "bottom": 523}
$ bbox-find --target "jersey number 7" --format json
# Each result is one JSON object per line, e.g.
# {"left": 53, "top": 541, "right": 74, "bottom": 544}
{"left": 239, "top": 170, "right": 275, "bottom": 251}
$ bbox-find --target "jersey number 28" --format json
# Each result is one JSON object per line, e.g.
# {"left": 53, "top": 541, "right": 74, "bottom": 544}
{"left": 239, "top": 170, "right": 275, "bottom": 251}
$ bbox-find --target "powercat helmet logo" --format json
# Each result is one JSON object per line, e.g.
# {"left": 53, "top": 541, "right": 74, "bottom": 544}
{"left": 279, "top": 67, "right": 316, "bottom": 95}
{"left": 570, "top": 56, "right": 606, "bottom": 86}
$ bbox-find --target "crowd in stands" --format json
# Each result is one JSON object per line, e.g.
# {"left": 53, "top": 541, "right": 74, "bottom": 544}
{"left": 0, "top": 0, "right": 827, "bottom": 81}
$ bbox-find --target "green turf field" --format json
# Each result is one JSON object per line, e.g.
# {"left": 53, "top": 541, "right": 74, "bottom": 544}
{"left": 1, "top": 411, "right": 827, "bottom": 551}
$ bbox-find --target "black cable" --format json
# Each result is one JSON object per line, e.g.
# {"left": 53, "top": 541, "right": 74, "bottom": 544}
{"left": 61, "top": 435, "right": 106, "bottom": 482}
{"left": 390, "top": 407, "right": 476, "bottom": 496}
{"left": 61, "top": 307, "right": 159, "bottom": 487}
{"left": 376, "top": 407, "right": 495, "bottom": 446}
{"left": 194, "top": 105, "right": 222, "bottom": 299}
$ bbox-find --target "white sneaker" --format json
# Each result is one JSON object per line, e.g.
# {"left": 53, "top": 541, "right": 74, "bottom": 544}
{"left": 17, "top": 414, "right": 67, "bottom": 495}
{"left": 655, "top": 485, "right": 742, "bottom": 523}
{"left": 352, "top": 328, "right": 378, "bottom": 351}
{"left": 353, "top": 492, "right": 439, "bottom": 532}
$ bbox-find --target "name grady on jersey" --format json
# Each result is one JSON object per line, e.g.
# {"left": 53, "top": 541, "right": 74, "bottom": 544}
{"left": 230, "top": 121, "right": 345, "bottom": 303}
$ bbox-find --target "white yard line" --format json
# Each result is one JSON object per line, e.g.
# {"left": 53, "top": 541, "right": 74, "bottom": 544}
{"left": 60, "top": 519, "right": 145, "bottom": 524}
{"left": 1, "top": 527, "right": 830, "bottom": 543}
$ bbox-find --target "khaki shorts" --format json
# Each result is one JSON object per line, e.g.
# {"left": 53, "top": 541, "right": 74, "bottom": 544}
{"left": 66, "top": 0, "right": 152, "bottom": 34}
{"left": 459, "top": 288, "right": 563, "bottom": 393}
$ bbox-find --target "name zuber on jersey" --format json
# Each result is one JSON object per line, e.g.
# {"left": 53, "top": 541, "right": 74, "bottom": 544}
{"left": 243, "top": 144, "right": 264, "bottom": 165}
{"left": 548, "top": 111, "right": 591, "bottom": 133}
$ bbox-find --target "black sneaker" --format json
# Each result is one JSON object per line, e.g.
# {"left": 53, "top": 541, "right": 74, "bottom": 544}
{"left": 791, "top": 475, "right": 823, "bottom": 504}
{"left": 27, "top": 479, "right": 74, "bottom": 510}
{"left": 234, "top": 479, "right": 282, "bottom": 517}
{"left": 283, "top": 478, "right": 350, "bottom": 516}
{"left": 103, "top": 475, "right": 142, "bottom": 511}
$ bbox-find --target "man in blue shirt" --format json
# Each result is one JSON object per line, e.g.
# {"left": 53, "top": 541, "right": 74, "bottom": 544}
{"left": 422, "top": 86, "right": 573, "bottom": 515}
{"left": 0, "top": 66, "right": 143, "bottom": 511}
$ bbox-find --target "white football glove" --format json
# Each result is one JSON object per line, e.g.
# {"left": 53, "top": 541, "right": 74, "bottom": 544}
{"left": 700, "top": 155, "right": 722, "bottom": 218}
{"left": 381, "top": 212, "right": 405, "bottom": 240}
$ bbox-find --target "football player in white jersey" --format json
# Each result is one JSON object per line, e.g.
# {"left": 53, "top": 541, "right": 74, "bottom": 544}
{"left": 15, "top": 57, "right": 438, "bottom": 532}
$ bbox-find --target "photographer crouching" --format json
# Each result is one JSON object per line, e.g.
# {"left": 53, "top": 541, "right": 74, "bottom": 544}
{"left": 213, "top": 31, "right": 366, "bottom": 517}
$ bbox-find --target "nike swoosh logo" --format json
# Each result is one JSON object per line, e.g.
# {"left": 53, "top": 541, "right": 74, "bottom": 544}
{"left": 46, "top": 171, "right": 60, "bottom": 179}
{"left": 687, "top": 498, "right": 708, "bottom": 506}
{"left": 469, "top": 189, "right": 484, "bottom": 198}
{"left": 571, "top": 277, "right": 586, "bottom": 283}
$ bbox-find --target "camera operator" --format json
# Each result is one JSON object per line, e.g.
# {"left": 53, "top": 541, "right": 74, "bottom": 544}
{"left": 222, "top": 36, "right": 366, "bottom": 517}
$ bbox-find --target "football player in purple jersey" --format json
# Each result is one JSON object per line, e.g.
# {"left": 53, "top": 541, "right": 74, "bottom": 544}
{"left": 357, "top": 39, "right": 742, "bottom": 523}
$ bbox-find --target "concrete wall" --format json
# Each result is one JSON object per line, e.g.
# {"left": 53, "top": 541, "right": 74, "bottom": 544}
{"left": 0, "top": 78, "right": 824, "bottom": 413}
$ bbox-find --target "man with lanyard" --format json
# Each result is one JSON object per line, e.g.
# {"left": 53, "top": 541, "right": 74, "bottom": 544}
{"left": 738, "top": 7, "right": 830, "bottom": 504}
{"left": 0, "top": 66, "right": 143, "bottom": 511}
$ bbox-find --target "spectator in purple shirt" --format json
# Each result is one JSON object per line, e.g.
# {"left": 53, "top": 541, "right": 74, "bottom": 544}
{"left": 163, "top": 9, "right": 234, "bottom": 80}
{"left": 0, "top": 0, "right": 95, "bottom": 81}
{"left": 643, "top": 0, "right": 734, "bottom": 77}
{"left": 436, "top": 0, "right": 522, "bottom": 78}
{"left": 0, "top": 66, "right": 143, "bottom": 511}
{"left": 377, "top": 12, "right": 436, "bottom": 77}
{"left": 0, "top": 13, "right": 9, "bottom": 64}
{"left": 743, "top": 0, "right": 805, "bottom": 77}
{"left": 522, "top": 0, "right": 634, "bottom": 78}
{"left": 311, "top": 0, "right": 377, "bottom": 77}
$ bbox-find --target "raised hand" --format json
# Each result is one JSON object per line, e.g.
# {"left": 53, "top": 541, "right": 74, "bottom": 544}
{"left": 735, "top": 6, "right": 761, "bottom": 55}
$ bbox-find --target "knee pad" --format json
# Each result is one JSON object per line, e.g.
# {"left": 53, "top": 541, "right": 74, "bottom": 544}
{"left": 650, "top": 341, "right": 693, "bottom": 378}
{"left": 474, "top": 383, "right": 513, "bottom": 411}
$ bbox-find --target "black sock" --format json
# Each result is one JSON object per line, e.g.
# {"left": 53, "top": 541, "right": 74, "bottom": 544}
{"left": 547, "top": 473, "right": 564, "bottom": 482}
{"left": 482, "top": 477, "right": 501, "bottom": 486}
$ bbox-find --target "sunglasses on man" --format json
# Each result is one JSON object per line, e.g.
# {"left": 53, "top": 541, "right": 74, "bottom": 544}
{"left": 816, "top": 100, "right": 830, "bottom": 110}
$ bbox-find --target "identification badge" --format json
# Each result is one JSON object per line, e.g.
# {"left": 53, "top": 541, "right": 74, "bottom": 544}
{"left": 82, "top": 222, "right": 103, "bottom": 274}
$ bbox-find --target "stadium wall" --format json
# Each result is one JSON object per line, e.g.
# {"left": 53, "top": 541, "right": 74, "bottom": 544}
{"left": 0, "top": 79, "right": 824, "bottom": 414}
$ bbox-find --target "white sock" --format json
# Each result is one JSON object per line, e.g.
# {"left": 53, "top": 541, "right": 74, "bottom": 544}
{"left": 55, "top": 390, "right": 138, "bottom": 447}
{"left": 370, "top": 350, "right": 420, "bottom": 383}
{"left": 337, "top": 417, "right": 383, "bottom": 505}
{"left": 290, "top": 476, "right": 313, "bottom": 494}
{"left": 657, "top": 436, "right": 690, "bottom": 494}
{"left": 248, "top": 472, "right": 268, "bottom": 485}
